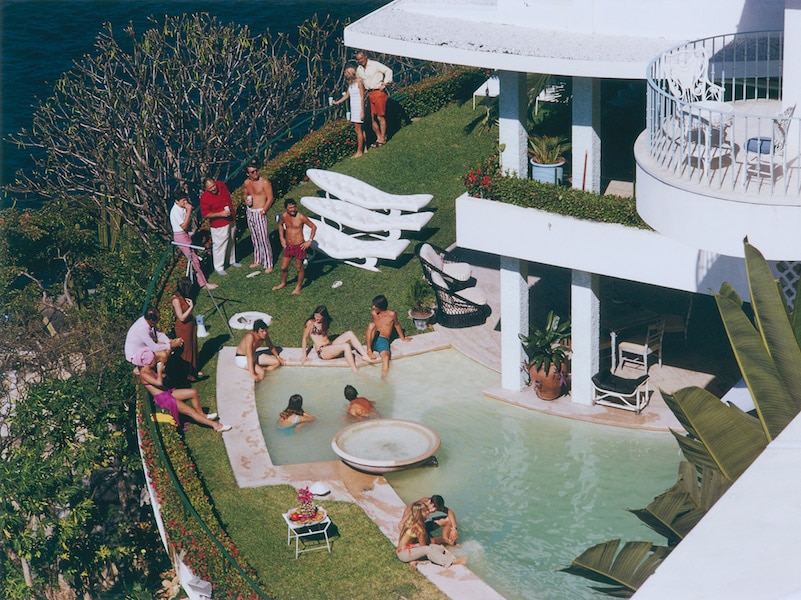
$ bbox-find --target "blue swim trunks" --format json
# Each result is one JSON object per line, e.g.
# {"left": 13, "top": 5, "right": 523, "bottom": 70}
{"left": 373, "top": 335, "right": 391, "bottom": 354}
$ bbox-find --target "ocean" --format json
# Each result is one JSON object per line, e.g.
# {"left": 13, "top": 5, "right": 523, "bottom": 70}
{"left": 0, "top": 0, "right": 386, "bottom": 189}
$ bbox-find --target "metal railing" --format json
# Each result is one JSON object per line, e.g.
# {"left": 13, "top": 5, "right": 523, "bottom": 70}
{"left": 646, "top": 31, "right": 801, "bottom": 196}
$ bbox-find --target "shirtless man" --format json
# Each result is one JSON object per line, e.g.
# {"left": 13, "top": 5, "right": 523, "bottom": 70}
{"left": 344, "top": 384, "right": 380, "bottom": 420}
{"left": 242, "top": 163, "right": 275, "bottom": 273}
{"left": 272, "top": 199, "right": 316, "bottom": 294}
{"left": 366, "top": 294, "right": 411, "bottom": 376}
{"left": 235, "top": 319, "right": 283, "bottom": 382}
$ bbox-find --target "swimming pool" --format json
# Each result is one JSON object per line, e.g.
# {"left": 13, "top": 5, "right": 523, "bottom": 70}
{"left": 256, "top": 349, "right": 680, "bottom": 600}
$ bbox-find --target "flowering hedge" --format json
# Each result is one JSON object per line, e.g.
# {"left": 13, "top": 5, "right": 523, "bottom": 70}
{"left": 137, "top": 401, "right": 270, "bottom": 599}
{"left": 463, "top": 155, "right": 649, "bottom": 229}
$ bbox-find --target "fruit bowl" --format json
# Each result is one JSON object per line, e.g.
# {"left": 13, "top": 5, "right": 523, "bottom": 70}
{"left": 288, "top": 507, "right": 326, "bottom": 524}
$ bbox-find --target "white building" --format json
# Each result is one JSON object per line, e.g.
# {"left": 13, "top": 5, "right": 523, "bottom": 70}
{"left": 346, "top": 1, "right": 801, "bottom": 597}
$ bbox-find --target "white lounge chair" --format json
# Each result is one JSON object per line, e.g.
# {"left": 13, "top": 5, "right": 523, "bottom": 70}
{"left": 300, "top": 196, "right": 433, "bottom": 241}
{"left": 303, "top": 219, "right": 409, "bottom": 272}
{"left": 306, "top": 169, "right": 433, "bottom": 214}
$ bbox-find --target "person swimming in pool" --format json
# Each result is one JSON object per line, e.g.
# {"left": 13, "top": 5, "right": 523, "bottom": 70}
{"left": 301, "top": 305, "right": 376, "bottom": 373}
{"left": 277, "top": 394, "right": 315, "bottom": 429}
{"left": 366, "top": 294, "right": 411, "bottom": 376}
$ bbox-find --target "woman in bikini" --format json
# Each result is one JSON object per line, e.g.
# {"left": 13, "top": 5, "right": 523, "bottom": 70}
{"left": 395, "top": 502, "right": 466, "bottom": 569}
{"left": 277, "top": 394, "right": 315, "bottom": 429}
{"left": 300, "top": 305, "right": 375, "bottom": 373}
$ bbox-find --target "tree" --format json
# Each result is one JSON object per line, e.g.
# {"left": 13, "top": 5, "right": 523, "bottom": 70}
{"left": 562, "top": 240, "right": 801, "bottom": 596}
{"left": 6, "top": 13, "right": 347, "bottom": 246}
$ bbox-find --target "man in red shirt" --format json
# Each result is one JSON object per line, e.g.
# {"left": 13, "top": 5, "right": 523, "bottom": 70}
{"left": 200, "top": 177, "right": 240, "bottom": 275}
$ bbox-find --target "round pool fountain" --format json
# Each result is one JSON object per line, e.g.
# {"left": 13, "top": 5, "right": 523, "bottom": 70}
{"left": 331, "top": 419, "right": 441, "bottom": 474}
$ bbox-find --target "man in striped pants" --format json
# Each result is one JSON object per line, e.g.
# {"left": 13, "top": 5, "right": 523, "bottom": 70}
{"left": 242, "top": 163, "right": 275, "bottom": 273}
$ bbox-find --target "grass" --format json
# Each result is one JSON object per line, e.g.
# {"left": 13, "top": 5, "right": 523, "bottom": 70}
{"left": 182, "top": 100, "right": 496, "bottom": 598}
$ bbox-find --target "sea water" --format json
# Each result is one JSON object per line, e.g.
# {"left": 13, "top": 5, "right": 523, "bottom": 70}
{"left": 1, "top": 0, "right": 384, "bottom": 189}
{"left": 256, "top": 349, "right": 681, "bottom": 600}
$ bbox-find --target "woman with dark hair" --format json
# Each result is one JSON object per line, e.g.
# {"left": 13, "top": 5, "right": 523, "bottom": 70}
{"left": 428, "top": 494, "right": 459, "bottom": 546}
{"left": 277, "top": 394, "right": 315, "bottom": 429}
{"left": 171, "top": 276, "right": 200, "bottom": 381}
{"left": 300, "top": 305, "right": 375, "bottom": 373}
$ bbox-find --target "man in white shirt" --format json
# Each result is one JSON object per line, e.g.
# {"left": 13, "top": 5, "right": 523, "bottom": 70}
{"left": 125, "top": 308, "right": 183, "bottom": 366}
{"left": 170, "top": 191, "right": 217, "bottom": 290}
{"left": 355, "top": 51, "right": 393, "bottom": 147}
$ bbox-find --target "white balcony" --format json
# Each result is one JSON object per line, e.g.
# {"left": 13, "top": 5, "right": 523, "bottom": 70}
{"left": 635, "top": 32, "right": 801, "bottom": 260}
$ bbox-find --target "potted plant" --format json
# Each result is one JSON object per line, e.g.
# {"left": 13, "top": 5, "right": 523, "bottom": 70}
{"left": 407, "top": 279, "right": 435, "bottom": 330}
{"left": 518, "top": 311, "right": 571, "bottom": 400}
{"left": 528, "top": 134, "right": 571, "bottom": 185}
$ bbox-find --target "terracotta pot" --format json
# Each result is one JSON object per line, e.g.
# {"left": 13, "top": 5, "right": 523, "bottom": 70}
{"left": 530, "top": 362, "right": 567, "bottom": 400}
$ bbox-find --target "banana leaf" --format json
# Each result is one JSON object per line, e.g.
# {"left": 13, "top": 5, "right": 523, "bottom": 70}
{"left": 663, "top": 387, "right": 767, "bottom": 480}
{"left": 560, "top": 539, "right": 670, "bottom": 596}
{"left": 715, "top": 292, "right": 797, "bottom": 439}
{"left": 628, "top": 462, "right": 730, "bottom": 543}
{"left": 790, "top": 272, "right": 801, "bottom": 349}
{"left": 743, "top": 241, "right": 801, "bottom": 414}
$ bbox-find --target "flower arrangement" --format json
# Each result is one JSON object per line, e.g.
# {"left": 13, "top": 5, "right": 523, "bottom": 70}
{"left": 297, "top": 486, "right": 313, "bottom": 505}
{"left": 463, "top": 153, "right": 500, "bottom": 198}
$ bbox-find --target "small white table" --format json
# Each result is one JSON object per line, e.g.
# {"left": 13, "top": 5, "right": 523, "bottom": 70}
{"left": 282, "top": 510, "right": 332, "bottom": 559}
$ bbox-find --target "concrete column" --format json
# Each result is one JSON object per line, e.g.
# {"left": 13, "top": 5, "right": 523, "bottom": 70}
{"left": 570, "top": 270, "right": 600, "bottom": 406}
{"left": 500, "top": 255, "right": 529, "bottom": 391}
{"left": 783, "top": 1, "right": 801, "bottom": 111}
{"left": 572, "top": 77, "right": 602, "bottom": 193}
{"left": 498, "top": 70, "right": 528, "bottom": 178}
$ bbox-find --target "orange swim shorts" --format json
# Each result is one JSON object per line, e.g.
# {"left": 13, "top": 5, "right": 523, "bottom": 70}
{"left": 367, "top": 90, "right": 388, "bottom": 117}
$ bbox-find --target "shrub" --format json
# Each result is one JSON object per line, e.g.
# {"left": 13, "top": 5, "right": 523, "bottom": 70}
{"left": 463, "top": 155, "right": 649, "bottom": 229}
{"left": 394, "top": 67, "right": 486, "bottom": 119}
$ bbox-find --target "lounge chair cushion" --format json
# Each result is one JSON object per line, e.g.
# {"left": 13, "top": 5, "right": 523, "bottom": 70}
{"left": 456, "top": 286, "right": 487, "bottom": 306}
{"left": 419, "top": 243, "right": 471, "bottom": 281}
{"left": 306, "top": 169, "right": 433, "bottom": 212}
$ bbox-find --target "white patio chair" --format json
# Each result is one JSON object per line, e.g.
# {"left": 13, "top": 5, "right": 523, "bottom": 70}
{"left": 592, "top": 370, "right": 650, "bottom": 414}
{"left": 662, "top": 47, "right": 723, "bottom": 104}
{"left": 300, "top": 196, "right": 433, "bottom": 241}
{"left": 744, "top": 104, "right": 796, "bottom": 185}
{"left": 661, "top": 295, "right": 693, "bottom": 346}
{"left": 617, "top": 319, "right": 664, "bottom": 372}
{"left": 306, "top": 169, "right": 433, "bottom": 214}
{"left": 302, "top": 220, "right": 409, "bottom": 272}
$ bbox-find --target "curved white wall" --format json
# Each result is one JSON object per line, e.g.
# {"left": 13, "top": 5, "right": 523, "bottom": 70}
{"left": 635, "top": 135, "right": 801, "bottom": 261}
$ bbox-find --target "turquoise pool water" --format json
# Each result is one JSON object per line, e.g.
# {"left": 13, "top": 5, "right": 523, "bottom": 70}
{"left": 256, "top": 349, "right": 680, "bottom": 600}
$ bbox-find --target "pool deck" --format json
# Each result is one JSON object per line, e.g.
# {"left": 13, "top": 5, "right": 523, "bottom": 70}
{"left": 217, "top": 246, "right": 740, "bottom": 599}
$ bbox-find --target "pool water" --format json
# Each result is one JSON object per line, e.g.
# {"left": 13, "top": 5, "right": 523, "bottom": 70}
{"left": 256, "top": 349, "right": 680, "bottom": 600}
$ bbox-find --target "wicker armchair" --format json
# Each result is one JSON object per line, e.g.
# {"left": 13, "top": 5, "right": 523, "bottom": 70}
{"left": 415, "top": 243, "right": 475, "bottom": 292}
{"left": 427, "top": 277, "right": 491, "bottom": 328}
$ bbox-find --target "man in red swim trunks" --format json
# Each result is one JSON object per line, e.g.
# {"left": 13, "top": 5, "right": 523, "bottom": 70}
{"left": 272, "top": 198, "right": 316, "bottom": 294}
{"left": 355, "top": 51, "right": 393, "bottom": 147}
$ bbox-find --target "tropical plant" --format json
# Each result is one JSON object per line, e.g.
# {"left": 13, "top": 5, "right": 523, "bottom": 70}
{"left": 527, "top": 134, "right": 571, "bottom": 165}
{"left": 562, "top": 240, "right": 801, "bottom": 596}
{"left": 407, "top": 279, "right": 435, "bottom": 316}
{"left": 518, "top": 310, "right": 571, "bottom": 374}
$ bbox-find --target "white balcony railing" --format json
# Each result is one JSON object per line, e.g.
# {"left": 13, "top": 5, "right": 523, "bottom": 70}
{"left": 646, "top": 32, "right": 801, "bottom": 197}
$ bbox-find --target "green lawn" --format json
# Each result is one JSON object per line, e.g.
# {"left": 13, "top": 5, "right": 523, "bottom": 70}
{"left": 184, "top": 101, "right": 496, "bottom": 598}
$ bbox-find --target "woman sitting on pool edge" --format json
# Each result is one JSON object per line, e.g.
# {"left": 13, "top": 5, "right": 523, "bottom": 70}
{"left": 277, "top": 394, "right": 315, "bottom": 429}
{"left": 399, "top": 494, "right": 459, "bottom": 546}
{"left": 396, "top": 501, "right": 466, "bottom": 570}
{"left": 301, "top": 305, "right": 376, "bottom": 373}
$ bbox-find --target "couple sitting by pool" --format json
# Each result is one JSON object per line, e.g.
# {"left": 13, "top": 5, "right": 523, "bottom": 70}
{"left": 396, "top": 496, "right": 464, "bottom": 570}
{"left": 301, "top": 297, "right": 410, "bottom": 375}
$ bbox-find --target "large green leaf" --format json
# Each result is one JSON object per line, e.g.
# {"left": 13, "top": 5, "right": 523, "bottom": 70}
{"left": 790, "top": 273, "right": 801, "bottom": 349}
{"left": 627, "top": 462, "right": 728, "bottom": 543}
{"left": 663, "top": 387, "right": 767, "bottom": 480}
{"left": 560, "top": 539, "right": 670, "bottom": 596}
{"left": 744, "top": 241, "right": 801, "bottom": 414}
{"left": 715, "top": 293, "right": 797, "bottom": 439}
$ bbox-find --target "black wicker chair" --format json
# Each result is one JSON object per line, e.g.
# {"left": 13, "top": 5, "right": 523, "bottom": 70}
{"left": 424, "top": 270, "right": 491, "bottom": 329}
{"left": 415, "top": 243, "right": 476, "bottom": 292}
